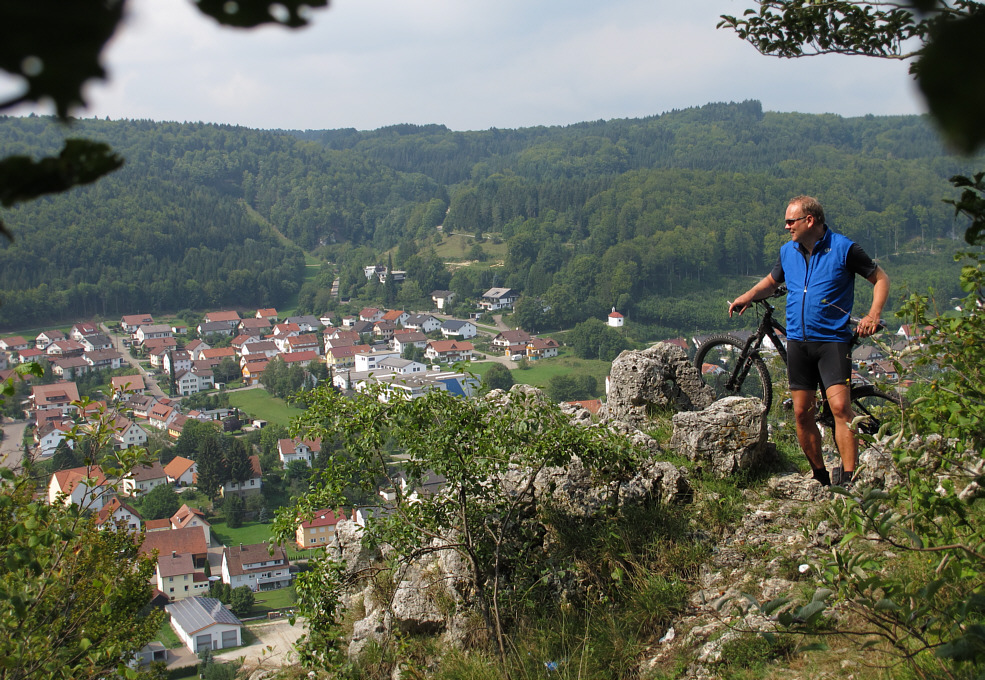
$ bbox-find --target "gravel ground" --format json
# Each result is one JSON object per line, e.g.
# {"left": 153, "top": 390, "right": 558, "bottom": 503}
{"left": 214, "top": 617, "right": 307, "bottom": 671}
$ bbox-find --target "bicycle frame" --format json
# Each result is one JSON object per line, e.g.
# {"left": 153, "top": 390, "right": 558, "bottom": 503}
{"left": 726, "top": 295, "right": 788, "bottom": 392}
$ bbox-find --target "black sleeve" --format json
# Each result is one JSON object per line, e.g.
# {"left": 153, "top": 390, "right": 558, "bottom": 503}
{"left": 846, "top": 243, "right": 878, "bottom": 279}
{"left": 769, "top": 256, "right": 785, "bottom": 284}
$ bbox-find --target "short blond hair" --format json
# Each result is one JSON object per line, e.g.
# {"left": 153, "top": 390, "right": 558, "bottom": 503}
{"left": 789, "top": 195, "right": 825, "bottom": 224}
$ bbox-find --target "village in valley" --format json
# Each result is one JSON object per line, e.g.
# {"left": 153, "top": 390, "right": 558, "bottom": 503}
{"left": 0, "top": 281, "right": 576, "bottom": 670}
{"left": 0, "top": 260, "right": 923, "bottom": 674}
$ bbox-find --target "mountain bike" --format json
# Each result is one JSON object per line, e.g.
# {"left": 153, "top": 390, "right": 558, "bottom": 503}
{"left": 693, "top": 287, "right": 902, "bottom": 435}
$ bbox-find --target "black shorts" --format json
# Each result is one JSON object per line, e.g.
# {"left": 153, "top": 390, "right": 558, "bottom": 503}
{"left": 787, "top": 340, "right": 852, "bottom": 392}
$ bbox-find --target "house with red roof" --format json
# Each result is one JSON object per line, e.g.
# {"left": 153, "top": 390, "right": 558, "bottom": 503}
{"left": 48, "top": 465, "right": 110, "bottom": 509}
{"left": 164, "top": 456, "right": 197, "bottom": 486}
{"left": 278, "top": 437, "right": 320, "bottom": 467}
{"left": 295, "top": 508, "right": 348, "bottom": 549}
{"left": 220, "top": 455, "right": 263, "bottom": 498}
{"left": 221, "top": 543, "right": 291, "bottom": 591}
{"left": 256, "top": 308, "right": 278, "bottom": 323}
{"left": 121, "top": 461, "right": 169, "bottom": 496}
{"left": 526, "top": 337, "right": 560, "bottom": 360}
{"left": 425, "top": 340, "right": 474, "bottom": 364}
{"left": 203, "top": 311, "right": 242, "bottom": 328}
{"left": 140, "top": 526, "right": 209, "bottom": 568}
{"left": 156, "top": 552, "right": 210, "bottom": 601}
{"left": 96, "top": 496, "right": 142, "bottom": 532}
{"left": 121, "top": 314, "right": 155, "bottom": 332}
{"left": 607, "top": 307, "right": 625, "bottom": 327}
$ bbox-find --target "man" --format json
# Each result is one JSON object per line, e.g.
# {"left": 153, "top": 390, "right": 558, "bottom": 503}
{"left": 728, "top": 196, "right": 890, "bottom": 487}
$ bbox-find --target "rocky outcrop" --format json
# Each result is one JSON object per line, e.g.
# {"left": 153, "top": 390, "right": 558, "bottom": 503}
{"left": 339, "top": 371, "right": 784, "bottom": 666}
{"left": 604, "top": 343, "right": 715, "bottom": 427}
{"left": 670, "top": 396, "right": 773, "bottom": 477}
{"left": 526, "top": 456, "right": 692, "bottom": 517}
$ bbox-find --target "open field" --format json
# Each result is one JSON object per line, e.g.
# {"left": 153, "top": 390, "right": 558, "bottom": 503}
{"left": 210, "top": 520, "right": 276, "bottom": 547}
{"left": 433, "top": 232, "right": 507, "bottom": 263}
{"left": 227, "top": 389, "right": 303, "bottom": 427}
{"left": 468, "top": 350, "right": 611, "bottom": 396}
{"left": 250, "top": 586, "right": 296, "bottom": 616}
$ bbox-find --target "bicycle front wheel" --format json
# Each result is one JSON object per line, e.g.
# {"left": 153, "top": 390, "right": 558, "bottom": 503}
{"left": 694, "top": 335, "right": 774, "bottom": 411}
{"left": 850, "top": 384, "right": 903, "bottom": 436}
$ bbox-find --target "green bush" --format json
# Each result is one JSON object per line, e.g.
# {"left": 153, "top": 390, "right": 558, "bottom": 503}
{"left": 720, "top": 633, "right": 796, "bottom": 669}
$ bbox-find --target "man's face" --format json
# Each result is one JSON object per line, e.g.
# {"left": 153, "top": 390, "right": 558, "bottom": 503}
{"left": 784, "top": 203, "right": 817, "bottom": 245}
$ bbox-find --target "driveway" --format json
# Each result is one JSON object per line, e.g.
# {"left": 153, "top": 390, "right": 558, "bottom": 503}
{"left": 215, "top": 618, "right": 306, "bottom": 670}
{"left": 99, "top": 323, "right": 166, "bottom": 399}
{"left": 0, "top": 419, "right": 27, "bottom": 470}
{"left": 165, "top": 618, "right": 306, "bottom": 672}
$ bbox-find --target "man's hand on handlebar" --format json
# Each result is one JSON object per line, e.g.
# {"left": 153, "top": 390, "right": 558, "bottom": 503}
{"left": 728, "top": 297, "right": 752, "bottom": 317}
{"left": 856, "top": 315, "right": 885, "bottom": 338}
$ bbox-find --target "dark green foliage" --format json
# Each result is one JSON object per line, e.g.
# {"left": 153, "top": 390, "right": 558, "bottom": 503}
{"left": 213, "top": 357, "right": 241, "bottom": 385}
{"left": 720, "top": 633, "right": 796, "bottom": 669}
{"left": 50, "top": 440, "right": 80, "bottom": 472}
{"left": 545, "top": 373, "right": 597, "bottom": 403}
{"left": 481, "top": 363, "right": 514, "bottom": 392}
{"left": 140, "top": 483, "right": 180, "bottom": 520}
{"left": 567, "top": 319, "right": 631, "bottom": 362}
{"left": 209, "top": 581, "right": 232, "bottom": 604}
{"left": 196, "top": 434, "right": 227, "bottom": 501}
{"left": 0, "top": 107, "right": 970, "bottom": 333}
{"left": 224, "top": 493, "right": 244, "bottom": 529}
{"left": 0, "top": 453, "right": 163, "bottom": 679}
{"left": 260, "top": 356, "right": 307, "bottom": 400}
{"left": 229, "top": 586, "right": 254, "bottom": 618}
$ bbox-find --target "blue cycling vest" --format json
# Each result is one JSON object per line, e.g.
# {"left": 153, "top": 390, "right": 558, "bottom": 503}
{"left": 779, "top": 228, "right": 856, "bottom": 342}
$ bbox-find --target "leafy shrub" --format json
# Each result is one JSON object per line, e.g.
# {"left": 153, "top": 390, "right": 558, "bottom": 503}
{"left": 720, "top": 633, "right": 796, "bottom": 669}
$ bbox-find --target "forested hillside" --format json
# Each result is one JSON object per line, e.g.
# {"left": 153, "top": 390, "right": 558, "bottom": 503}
{"left": 0, "top": 102, "right": 974, "bottom": 332}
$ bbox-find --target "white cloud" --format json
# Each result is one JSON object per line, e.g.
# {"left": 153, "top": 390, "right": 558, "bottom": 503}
{"left": 2, "top": 0, "right": 925, "bottom": 130}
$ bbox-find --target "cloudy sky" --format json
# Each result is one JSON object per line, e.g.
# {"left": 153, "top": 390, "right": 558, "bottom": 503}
{"left": 5, "top": 0, "right": 925, "bottom": 132}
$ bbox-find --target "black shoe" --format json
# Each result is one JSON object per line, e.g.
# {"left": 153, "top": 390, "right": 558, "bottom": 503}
{"left": 812, "top": 468, "right": 831, "bottom": 487}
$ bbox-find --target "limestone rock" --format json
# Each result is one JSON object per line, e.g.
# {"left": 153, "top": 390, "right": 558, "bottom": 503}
{"left": 348, "top": 606, "right": 386, "bottom": 660}
{"left": 604, "top": 343, "right": 715, "bottom": 427}
{"left": 334, "top": 519, "right": 379, "bottom": 576}
{"left": 390, "top": 579, "right": 446, "bottom": 635}
{"left": 670, "top": 397, "right": 771, "bottom": 477}
{"left": 528, "top": 455, "right": 692, "bottom": 518}
{"left": 767, "top": 473, "right": 830, "bottom": 502}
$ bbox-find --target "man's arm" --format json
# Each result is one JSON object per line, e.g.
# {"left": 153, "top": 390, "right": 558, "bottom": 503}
{"left": 858, "top": 266, "right": 890, "bottom": 337}
{"left": 728, "top": 274, "right": 779, "bottom": 317}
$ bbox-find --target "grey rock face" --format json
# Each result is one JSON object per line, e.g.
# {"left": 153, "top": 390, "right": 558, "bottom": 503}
{"left": 604, "top": 343, "right": 715, "bottom": 427}
{"left": 670, "top": 397, "right": 771, "bottom": 477}
{"left": 767, "top": 473, "right": 830, "bottom": 502}
{"left": 527, "top": 456, "right": 692, "bottom": 518}
{"left": 390, "top": 579, "right": 446, "bottom": 635}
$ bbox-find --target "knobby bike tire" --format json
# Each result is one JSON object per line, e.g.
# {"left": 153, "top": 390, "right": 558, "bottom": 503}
{"left": 693, "top": 335, "right": 774, "bottom": 411}
{"left": 850, "top": 384, "right": 903, "bottom": 436}
{"left": 816, "top": 384, "right": 903, "bottom": 436}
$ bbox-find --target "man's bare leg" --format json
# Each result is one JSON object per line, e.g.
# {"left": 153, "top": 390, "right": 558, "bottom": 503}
{"left": 825, "top": 383, "right": 857, "bottom": 480}
{"left": 791, "top": 388, "right": 828, "bottom": 483}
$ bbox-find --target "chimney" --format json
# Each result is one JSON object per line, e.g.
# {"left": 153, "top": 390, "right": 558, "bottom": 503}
{"left": 171, "top": 551, "right": 176, "bottom": 558}
{"left": 239, "top": 543, "right": 243, "bottom": 551}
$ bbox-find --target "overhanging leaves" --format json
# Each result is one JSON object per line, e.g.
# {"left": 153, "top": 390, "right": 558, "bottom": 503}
{"left": 917, "top": 12, "right": 985, "bottom": 154}
{"left": 194, "top": 0, "right": 331, "bottom": 28}
{"left": 0, "top": 0, "right": 125, "bottom": 118}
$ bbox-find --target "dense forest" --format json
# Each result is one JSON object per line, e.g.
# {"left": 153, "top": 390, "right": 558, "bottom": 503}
{"left": 0, "top": 101, "right": 976, "bottom": 333}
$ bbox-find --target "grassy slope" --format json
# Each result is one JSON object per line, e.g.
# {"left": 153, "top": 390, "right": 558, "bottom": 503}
{"left": 226, "top": 388, "right": 304, "bottom": 427}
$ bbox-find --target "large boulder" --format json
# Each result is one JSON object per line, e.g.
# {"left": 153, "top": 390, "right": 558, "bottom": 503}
{"left": 604, "top": 343, "right": 715, "bottom": 427}
{"left": 390, "top": 579, "right": 446, "bottom": 635}
{"left": 670, "top": 397, "right": 771, "bottom": 477}
{"left": 527, "top": 455, "right": 692, "bottom": 517}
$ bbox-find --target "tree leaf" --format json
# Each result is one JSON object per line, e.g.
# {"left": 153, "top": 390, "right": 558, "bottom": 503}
{"left": 194, "top": 0, "right": 330, "bottom": 29}
{"left": 917, "top": 12, "right": 985, "bottom": 155}
{"left": 0, "top": 139, "right": 124, "bottom": 209}
{"left": 0, "top": 0, "right": 125, "bottom": 118}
